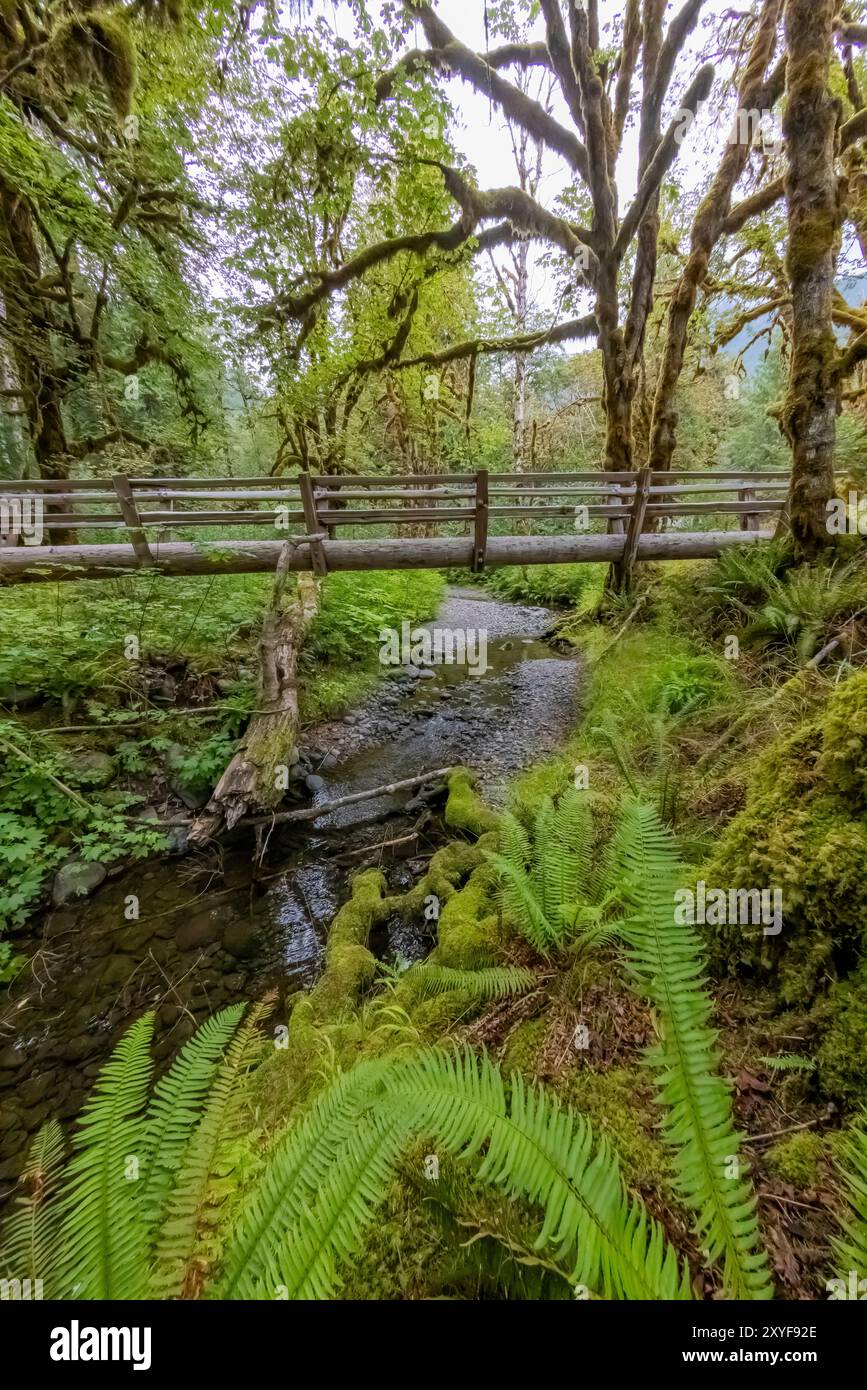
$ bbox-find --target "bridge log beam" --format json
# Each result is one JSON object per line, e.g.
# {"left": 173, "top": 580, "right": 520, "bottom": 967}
{"left": 0, "top": 529, "right": 775, "bottom": 585}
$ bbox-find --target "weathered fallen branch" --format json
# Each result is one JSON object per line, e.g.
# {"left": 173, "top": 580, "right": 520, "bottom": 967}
{"left": 242, "top": 767, "right": 453, "bottom": 829}
{"left": 189, "top": 543, "right": 320, "bottom": 842}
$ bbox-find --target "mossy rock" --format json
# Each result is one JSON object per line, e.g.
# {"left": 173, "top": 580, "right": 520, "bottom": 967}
{"left": 705, "top": 670, "right": 867, "bottom": 1004}
{"left": 558, "top": 1065, "right": 671, "bottom": 1196}
{"left": 765, "top": 1131, "right": 825, "bottom": 1188}
{"left": 815, "top": 963, "right": 867, "bottom": 1107}
{"left": 409, "top": 988, "right": 483, "bottom": 1037}
{"left": 444, "top": 768, "right": 500, "bottom": 838}
{"left": 501, "top": 1017, "right": 548, "bottom": 1078}
{"left": 431, "top": 864, "right": 503, "bottom": 968}
{"left": 384, "top": 838, "right": 482, "bottom": 923}
{"left": 309, "top": 941, "right": 377, "bottom": 1021}
{"left": 818, "top": 669, "right": 867, "bottom": 809}
{"left": 328, "top": 868, "right": 387, "bottom": 950}
{"left": 304, "top": 869, "right": 386, "bottom": 1021}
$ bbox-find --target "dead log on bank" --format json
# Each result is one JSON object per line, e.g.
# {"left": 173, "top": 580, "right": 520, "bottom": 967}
{"left": 189, "top": 543, "right": 320, "bottom": 842}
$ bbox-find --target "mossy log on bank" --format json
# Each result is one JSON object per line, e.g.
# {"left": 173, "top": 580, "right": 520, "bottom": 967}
{"left": 0, "top": 529, "right": 775, "bottom": 583}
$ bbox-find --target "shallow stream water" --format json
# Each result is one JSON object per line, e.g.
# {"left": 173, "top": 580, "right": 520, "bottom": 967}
{"left": 0, "top": 586, "right": 583, "bottom": 1194}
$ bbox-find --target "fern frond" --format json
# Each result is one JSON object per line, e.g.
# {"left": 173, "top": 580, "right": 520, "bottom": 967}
{"left": 612, "top": 800, "right": 772, "bottom": 1300}
{"left": 139, "top": 1004, "right": 246, "bottom": 1237}
{"left": 150, "top": 1002, "right": 267, "bottom": 1298}
{"left": 56, "top": 1013, "right": 155, "bottom": 1299}
{"left": 385, "top": 1047, "right": 693, "bottom": 1301}
{"left": 0, "top": 1120, "right": 65, "bottom": 1296}
{"left": 217, "top": 1059, "right": 390, "bottom": 1300}
{"left": 833, "top": 1113, "right": 867, "bottom": 1281}
{"left": 403, "top": 963, "right": 536, "bottom": 1002}
{"left": 485, "top": 850, "right": 554, "bottom": 956}
{"left": 549, "top": 786, "right": 595, "bottom": 910}
{"left": 759, "top": 1054, "right": 815, "bottom": 1073}
{"left": 498, "top": 810, "right": 532, "bottom": 875}
{"left": 265, "top": 1110, "right": 413, "bottom": 1299}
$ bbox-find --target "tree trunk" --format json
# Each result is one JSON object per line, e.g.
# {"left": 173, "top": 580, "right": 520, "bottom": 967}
{"left": 189, "top": 548, "right": 320, "bottom": 841}
{"left": 0, "top": 178, "right": 76, "bottom": 542}
{"left": 780, "top": 0, "right": 840, "bottom": 558}
{"left": 648, "top": 0, "right": 784, "bottom": 474}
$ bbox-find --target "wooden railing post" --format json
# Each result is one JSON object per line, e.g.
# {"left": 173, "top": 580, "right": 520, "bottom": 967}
{"left": 607, "top": 481, "right": 626, "bottom": 535}
{"left": 298, "top": 472, "right": 328, "bottom": 576}
{"left": 739, "top": 485, "right": 758, "bottom": 531}
{"left": 612, "top": 466, "right": 650, "bottom": 591}
{"left": 472, "top": 468, "right": 488, "bottom": 573}
{"left": 112, "top": 474, "right": 153, "bottom": 567}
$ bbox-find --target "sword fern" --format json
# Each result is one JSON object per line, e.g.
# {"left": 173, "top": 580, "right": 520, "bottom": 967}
{"left": 611, "top": 799, "right": 772, "bottom": 1300}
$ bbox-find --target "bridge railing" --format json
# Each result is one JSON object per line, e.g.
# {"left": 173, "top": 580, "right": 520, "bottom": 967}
{"left": 0, "top": 469, "right": 790, "bottom": 570}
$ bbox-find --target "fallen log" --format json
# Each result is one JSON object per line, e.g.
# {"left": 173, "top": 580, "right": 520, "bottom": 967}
{"left": 242, "top": 767, "right": 453, "bottom": 829}
{"left": 0, "top": 529, "right": 776, "bottom": 584}
{"left": 189, "top": 542, "right": 320, "bottom": 842}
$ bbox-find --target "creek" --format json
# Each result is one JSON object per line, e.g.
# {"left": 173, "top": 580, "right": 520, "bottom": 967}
{"left": 0, "top": 586, "right": 583, "bottom": 1194}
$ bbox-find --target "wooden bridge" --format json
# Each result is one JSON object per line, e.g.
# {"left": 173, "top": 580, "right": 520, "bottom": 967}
{"left": 0, "top": 468, "right": 788, "bottom": 585}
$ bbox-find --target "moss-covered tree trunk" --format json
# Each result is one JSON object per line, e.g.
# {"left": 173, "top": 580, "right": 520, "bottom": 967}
{"left": 780, "top": 0, "right": 840, "bottom": 558}
{"left": 648, "top": 0, "right": 783, "bottom": 475}
{"left": 0, "top": 178, "right": 77, "bottom": 544}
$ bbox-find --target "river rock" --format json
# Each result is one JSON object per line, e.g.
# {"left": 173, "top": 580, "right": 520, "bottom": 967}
{"left": 169, "top": 777, "right": 210, "bottom": 811}
{"left": 305, "top": 773, "right": 325, "bottom": 792}
{"left": 0, "top": 1151, "right": 26, "bottom": 1182}
{"left": 0, "top": 681, "right": 42, "bottom": 708}
{"left": 0, "top": 1044, "right": 25, "bottom": 1070}
{"left": 99, "top": 954, "right": 136, "bottom": 986}
{"left": 66, "top": 750, "right": 115, "bottom": 787}
{"left": 18, "top": 1073, "right": 54, "bottom": 1106}
{"left": 62, "top": 1035, "right": 103, "bottom": 1062}
{"left": 223, "top": 919, "right": 259, "bottom": 960}
{"left": 113, "top": 922, "right": 157, "bottom": 952}
{"left": 167, "top": 824, "right": 191, "bottom": 855}
{"left": 52, "top": 858, "right": 107, "bottom": 906}
{"left": 176, "top": 911, "right": 222, "bottom": 951}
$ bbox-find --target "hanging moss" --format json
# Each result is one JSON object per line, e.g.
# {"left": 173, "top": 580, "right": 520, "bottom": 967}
{"left": 50, "top": 12, "right": 138, "bottom": 117}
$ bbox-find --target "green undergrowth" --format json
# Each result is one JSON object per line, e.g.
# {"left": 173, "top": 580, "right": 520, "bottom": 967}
{"left": 0, "top": 569, "right": 444, "bottom": 945}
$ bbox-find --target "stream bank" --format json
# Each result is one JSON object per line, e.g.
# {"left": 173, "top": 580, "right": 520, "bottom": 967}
{"left": 0, "top": 586, "right": 583, "bottom": 1192}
